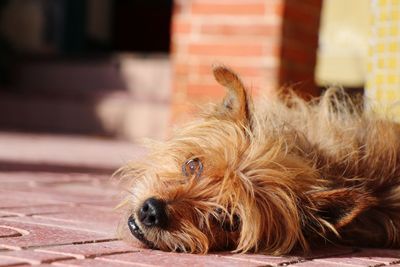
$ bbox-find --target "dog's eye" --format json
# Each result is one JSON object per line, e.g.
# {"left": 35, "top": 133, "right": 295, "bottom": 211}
{"left": 182, "top": 158, "right": 203, "bottom": 178}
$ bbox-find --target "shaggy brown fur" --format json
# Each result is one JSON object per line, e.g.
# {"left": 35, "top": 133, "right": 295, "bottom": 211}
{"left": 117, "top": 66, "right": 400, "bottom": 255}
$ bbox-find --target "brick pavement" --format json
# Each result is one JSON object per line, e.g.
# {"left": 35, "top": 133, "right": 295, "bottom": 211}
{"left": 0, "top": 132, "right": 399, "bottom": 266}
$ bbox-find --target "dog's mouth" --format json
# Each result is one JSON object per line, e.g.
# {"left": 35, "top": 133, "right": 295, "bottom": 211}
{"left": 127, "top": 215, "right": 155, "bottom": 248}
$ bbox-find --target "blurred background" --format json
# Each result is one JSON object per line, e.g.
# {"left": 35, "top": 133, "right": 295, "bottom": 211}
{"left": 0, "top": 0, "right": 398, "bottom": 142}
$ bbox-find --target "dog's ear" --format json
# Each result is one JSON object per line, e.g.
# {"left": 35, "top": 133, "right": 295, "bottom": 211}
{"left": 311, "top": 188, "right": 377, "bottom": 229}
{"left": 213, "top": 66, "right": 251, "bottom": 123}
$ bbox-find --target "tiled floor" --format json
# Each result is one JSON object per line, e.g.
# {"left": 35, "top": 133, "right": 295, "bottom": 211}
{"left": 0, "top": 132, "right": 399, "bottom": 266}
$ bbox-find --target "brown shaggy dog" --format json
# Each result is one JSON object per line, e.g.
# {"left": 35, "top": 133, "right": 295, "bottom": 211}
{"left": 117, "top": 66, "right": 400, "bottom": 255}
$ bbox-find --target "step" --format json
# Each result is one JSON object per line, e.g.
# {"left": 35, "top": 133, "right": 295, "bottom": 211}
{"left": 1, "top": 54, "right": 171, "bottom": 141}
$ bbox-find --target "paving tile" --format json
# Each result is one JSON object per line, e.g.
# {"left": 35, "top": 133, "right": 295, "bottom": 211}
{"left": 78, "top": 201, "right": 121, "bottom": 209}
{"left": 2, "top": 215, "right": 116, "bottom": 236}
{"left": 290, "top": 260, "right": 361, "bottom": 267}
{"left": 0, "top": 203, "right": 117, "bottom": 218}
{"left": 0, "top": 188, "right": 117, "bottom": 208}
{"left": 0, "top": 201, "right": 122, "bottom": 235}
{"left": 291, "top": 248, "right": 400, "bottom": 266}
{"left": 0, "top": 256, "right": 30, "bottom": 266}
{"left": 1, "top": 133, "right": 400, "bottom": 267}
{"left": 36, "top": 240, "right": 137, "bottom": 259}
{"left": 0, "top": 250, "right": 74, "bottom": 265}
{"left": 15, "top": 181, "right": 118, "bottom": 197}
{"left": 97, "top": 250, "right": 263, "bottom": 267}
{"left": 79, "top": 201, "right": 121, "bottom": 208}
{"left": 220, "top": 246, "right": 355, "bottom": 266}
{"left": 0, "top": 211, "right": 17, "bottom": 218}
{"left": 0, "top": 219, "right": 112, "bottom": 250}
{"left": 0, "top": 191, "right": 67, "bottom": 209}
{"left": 0, "top": 132, "right": 146, "bottom": 170}
{"left": 304, "top": 246, "right": 356, "bottom": 259}
{"left": 0, "top": 172, "right": 106, "bottom": 189}
{"left": 0, "top": 226, "right": 23, "bottom": 238}
{"left": 0, "top": 204, "right": 75, "bottom": 218}
{"left": 350, "top": 248, "right": 400, "bottom": 265}
{"left": 0, "top": 203, "right": 84, "bottom": 217}
{"left": 312, "top": 257, "right": 387, "bottom": 266}
{"left": 221, "top": 253, "right": 302, "bottom": 265}
{"left": 52, "top": 258, "right": 137, "bottom": 267}
{"left": 33, "top": 205, "right": 120, "bottom": 229}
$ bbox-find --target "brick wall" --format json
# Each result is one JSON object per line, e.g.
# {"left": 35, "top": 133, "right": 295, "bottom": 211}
{"left": 171, "top": 0, "right": 322, "bottom": 122}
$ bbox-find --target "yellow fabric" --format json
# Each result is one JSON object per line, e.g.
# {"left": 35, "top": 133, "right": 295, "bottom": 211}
{"left": 366, "top": 0, "right": 400, "bottom": 120}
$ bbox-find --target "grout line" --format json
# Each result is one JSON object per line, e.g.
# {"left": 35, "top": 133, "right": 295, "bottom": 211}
{"left": 20, "top": 238, "right": 120, "bottom": 251}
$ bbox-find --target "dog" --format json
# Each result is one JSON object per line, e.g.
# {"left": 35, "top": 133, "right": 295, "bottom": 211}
{"left": 117, "top": 66, "right": 400, "bottom": 255}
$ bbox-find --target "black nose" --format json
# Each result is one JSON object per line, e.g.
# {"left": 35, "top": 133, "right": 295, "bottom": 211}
{"left": 138, "top": 197, "right": 168, "bottom": 229}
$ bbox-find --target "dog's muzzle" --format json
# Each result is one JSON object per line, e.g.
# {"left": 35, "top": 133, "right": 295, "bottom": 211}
{"left": 128, "top": 197, "right": 168, "bottom": 248}
{"left": 127, "top": 215, "right": 155, "bottom": 248}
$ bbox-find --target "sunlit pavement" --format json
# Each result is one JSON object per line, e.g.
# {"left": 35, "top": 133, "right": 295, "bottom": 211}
{"left": 0, "top": 132, "right": 398, "bottom": 267}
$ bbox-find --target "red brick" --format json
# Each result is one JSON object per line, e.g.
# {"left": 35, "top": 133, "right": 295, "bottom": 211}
{"left": 170, "top": 0, "right": 323, "bottom": 121}
{"left": 52, "top": 258, "right": 131, "bottom": 267}
{"left": 170, "top": 103, "right": 198, "bottom": 125}
{"left": 188, "top": 43, "right": 264, "bottom": 57}
{"left": 0, "top": 226, "right": 23, "bottom": 238}
{"left": 172, "top": 20, "right": 191, "bottom": 35}
{"left": 36, "top": 241, "right": 137, "bottom": 260}
{"left": 290, "top": 260, "right": 359, "bottom": 267}
{"left": 0, "top": 204, "right": 77, "bottom": 217}
{"left": 0, "top": 172, "right": 103, "bottom": 184}
{"left": 0, "top": 190, "right": 67, "bottom": 209}
{"left": 0, "top": 205, "right": 119, "bottom": 233}
{"left": 173, "top": 63, "right": 190, "bottom": 76}
{"left": 191, "top": 2, "right": 266, "bottom": 16}
{"left": 0, "top": 256, "right": 29, "bottom": 267}
{"left": 0, "top": 250, "right": 74, "bottom": 265}
{"left": 201, "top": 23, "right": 281, "bottom": 37}
{"left": 291, "top": 248, "right": 400, "bottom": 266}
{"left": 3, "top": 212, "right": 117, "bottom": 235}
{"left": 0, "top": 185, "right": 118, "bottom": 207}
{"left": 186, "top": 83, "right": 225, "bottom": 99}
{"left": 196, "top": 64, "right": 276, "bottom": 78}
{"left": 222, "top": 246, "right": 355, "bottom": 266}
{"left": 97, "top": 250, "right": 262, "bottom": 267}
{"left": 222, "top": 253, "right": 302, "bottom": 265}
{"left": 351, "top": 248, "right": 400, "bottom": 265}
{"left": 0, "top": 172, "right": 107, "bottom": 191}
{"left": 33, "top": 206, "right": 119, "bottom": 230}
{"left": 313, "top": 258, "right": 388, "bottom": 266}
{"left": 0, "top": 219, "right": 111, "bottom": 250}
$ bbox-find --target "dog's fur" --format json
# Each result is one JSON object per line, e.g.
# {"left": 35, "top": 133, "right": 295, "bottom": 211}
{"left": 117, "top": 66, "right": 400, "bottom": 255}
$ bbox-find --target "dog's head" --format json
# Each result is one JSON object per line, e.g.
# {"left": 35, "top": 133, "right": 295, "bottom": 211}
{"left": 117, "top": 67, "right": 373, "bottom": 254}
{"left": 117, "top": 66, "right": 313, "bottom": 255}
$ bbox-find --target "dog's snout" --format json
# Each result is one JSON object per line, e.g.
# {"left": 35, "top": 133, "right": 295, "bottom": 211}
{"left": 139, "top": 197, "right": 168, "bottom": 229}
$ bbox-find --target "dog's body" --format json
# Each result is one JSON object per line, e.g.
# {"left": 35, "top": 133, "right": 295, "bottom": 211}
{"left": 119, "top": 67, "right": 400, "bottom": 255}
